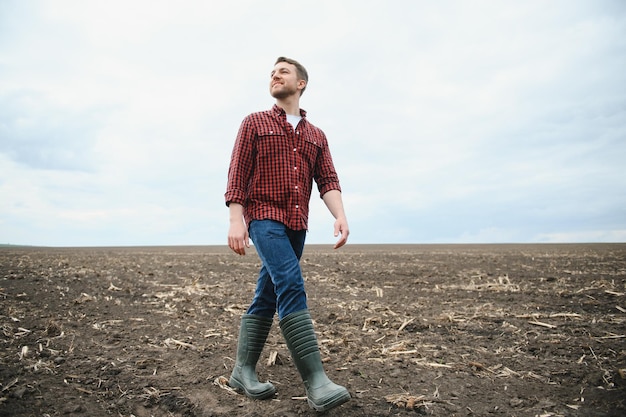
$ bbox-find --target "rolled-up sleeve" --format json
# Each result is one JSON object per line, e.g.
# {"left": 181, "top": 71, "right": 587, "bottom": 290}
{"left": 314, "top": 132, "right": 342, "bottom": 198}
{"left": 225, "top": 117, "right": 256, "bottom": 206}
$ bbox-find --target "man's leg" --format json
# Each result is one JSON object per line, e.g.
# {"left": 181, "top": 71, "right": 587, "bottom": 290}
{"left": 246, "top": 265, "right": 277, "bottom": 318}
{"left": 248, "top": 220, "right": 307, "bottom": 320}
{"left": 229, "top": 314, "right": 276, "bottom": 399}
{"left": 249, "top": 220, "right": 350, "bottom": 411}
{"left": 229, "top": 220, "right": 306, "bottom": 399}
{"left": 280, "top": 310, "right": 351, "bottom": 411}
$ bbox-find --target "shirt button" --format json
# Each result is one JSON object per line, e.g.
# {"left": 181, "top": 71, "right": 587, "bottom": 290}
{"left": 295, "top": 205, "right": 299, "bottom": 209}
{"left": 293, "top": 148, "right": 297, "bottom": 152}
{"left": 295, "top": 186, "right": 298, "bottom": 190}
{"left": 294, "top": 166, "right": 297, "bottom": 170}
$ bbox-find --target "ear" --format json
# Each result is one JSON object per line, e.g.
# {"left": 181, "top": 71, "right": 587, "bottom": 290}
{"left": 297, "top": 79, "right": 307, "bottom": 91}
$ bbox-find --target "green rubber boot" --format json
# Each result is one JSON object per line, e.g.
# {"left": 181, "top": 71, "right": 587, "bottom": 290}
{"left": 280, "top": 310, "right": 351, "bottom": 412}
{"left": 229, "top": 314, "right": 276, "bottom": 400}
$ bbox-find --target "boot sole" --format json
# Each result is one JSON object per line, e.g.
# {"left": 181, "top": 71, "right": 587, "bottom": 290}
{"left": 308, "top": 389, "right": 351, "bottom": 412}
{"left": 229, "top": 376, "right": 276, "bottom": 400}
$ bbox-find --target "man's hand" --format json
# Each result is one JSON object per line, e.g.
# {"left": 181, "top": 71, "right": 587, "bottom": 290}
{"left": 227, "top": 203, "right": 249, "bottom": 255}
{"left": 322, "top": 190, "right": 350, "bottom": 249}
{"left": 333, "top": 217, "right": 349, "bottom": 249}
{"left": 228, "top": 220, "right": 249, "bottom": 255}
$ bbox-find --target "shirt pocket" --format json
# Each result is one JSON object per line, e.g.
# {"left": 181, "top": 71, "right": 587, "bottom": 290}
{"left": 256, "top": 130, "right": 288, "bottom": 160}
{"left": 300, "top": 136, "right": 322, "bottom": 164}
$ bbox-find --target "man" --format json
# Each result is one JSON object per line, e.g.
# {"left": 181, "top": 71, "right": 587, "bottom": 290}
{"left": 224, "top": 57, "right": 350, "bottom": 412}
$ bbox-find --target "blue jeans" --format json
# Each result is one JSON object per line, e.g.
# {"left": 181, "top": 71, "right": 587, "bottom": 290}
{"left": 247, "top": 220, "right": 308, "bottom": 320}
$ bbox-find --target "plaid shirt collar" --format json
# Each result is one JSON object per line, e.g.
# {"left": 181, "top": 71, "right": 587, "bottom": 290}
{"left": 271, "top": 104, "right": 308, "bottom": 119}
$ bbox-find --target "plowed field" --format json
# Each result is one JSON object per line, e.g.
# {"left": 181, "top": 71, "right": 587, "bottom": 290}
{"left": 1, "top": 244, "right": 625, "bottom": 416}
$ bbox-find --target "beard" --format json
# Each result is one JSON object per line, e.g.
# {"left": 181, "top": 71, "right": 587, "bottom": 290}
{"left": 270, "top": 83, "right": 298, "bottom": 99}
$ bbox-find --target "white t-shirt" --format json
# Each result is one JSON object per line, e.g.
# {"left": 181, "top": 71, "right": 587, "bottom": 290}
{"left": 286, "top": 114, "right": 302, "bottom": 129}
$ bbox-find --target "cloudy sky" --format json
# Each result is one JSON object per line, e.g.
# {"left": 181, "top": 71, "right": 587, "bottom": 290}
{"left": 1, "top": 0, "right": 625, "bottom": 247}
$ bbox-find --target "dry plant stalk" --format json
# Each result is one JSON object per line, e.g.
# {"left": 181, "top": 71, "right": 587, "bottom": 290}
{"left": 213, "top": 376, "right": 238, "bottom": 395}
{"left": 267, "top": 350, "right": 278, "bottom": 366}
{"left": 385, "top": 393, "right": 428, "bottom": 410}
{"left": 164, "top": 338, "right": 196, "bottom": 350}
{"left": 397, "top": 318, "right": 414, "bottom": 332}
{"left": 381, "top": 341, "right": 417, "bottom": 356}
{"left": 529, "top": 320, "right": 557, "bottom": 329}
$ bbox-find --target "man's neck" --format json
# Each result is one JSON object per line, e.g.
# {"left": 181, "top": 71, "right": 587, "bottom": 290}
{"left": 275, "top": 96, "right": 300, "bottom": 116}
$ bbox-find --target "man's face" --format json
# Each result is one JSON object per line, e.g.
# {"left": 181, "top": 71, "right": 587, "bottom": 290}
{"left": 270, "top": 62, "right": 304, "bottom": 99}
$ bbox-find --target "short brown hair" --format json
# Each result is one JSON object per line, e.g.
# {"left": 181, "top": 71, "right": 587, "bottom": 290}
{"left": 275, "top": 57, "right": 309, "bottom": 95}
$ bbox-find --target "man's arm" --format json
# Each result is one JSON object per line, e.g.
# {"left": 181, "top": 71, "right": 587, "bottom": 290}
{"left": 228, "top": 203, "right": 249, "bottom": 255}
{"left": 322, "top": 190, "right": 349, "bottom": 249}
{"left": 225, "top": 116, "right": 255, "bottom": 255}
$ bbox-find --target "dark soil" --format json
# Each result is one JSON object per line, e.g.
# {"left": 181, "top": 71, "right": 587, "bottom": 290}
{"left": 1, "top": 244, "right": 625, "bottom": 416}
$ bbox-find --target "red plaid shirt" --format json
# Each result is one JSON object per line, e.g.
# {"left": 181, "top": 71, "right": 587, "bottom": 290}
{"left": 225, "top": 105, "right": 341, "bottom": 231}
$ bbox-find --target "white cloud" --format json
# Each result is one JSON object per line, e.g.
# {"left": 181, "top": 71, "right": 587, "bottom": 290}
{"left": 536, "top": 230, "right": 626, "bottom": 244}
